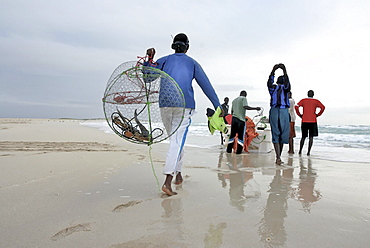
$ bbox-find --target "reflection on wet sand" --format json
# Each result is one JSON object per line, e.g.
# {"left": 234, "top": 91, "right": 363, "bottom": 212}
{"left": 161, "top": 197, "right": 185, "bottom": 240}
{"left": 161, "top": 191, "right": 228, "bottom": 247}
{"left": 204, "top": 222, "right": 227, "bottom": 248}
{"left": 217, "top": 151, "right": 260, "bottom": 212}
{"left": 294, "top": 157, "right": 322, "bottom": 212}
{"left": 215, "top": 151, "right": 324, "bottom": 246}
{"left": 258, "top": 158, "right": 294, "bottom": 247}
{"left": 158, "top": 152, "right": 324, "bottom": 247}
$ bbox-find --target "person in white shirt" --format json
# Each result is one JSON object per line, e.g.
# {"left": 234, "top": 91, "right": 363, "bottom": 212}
{"left": 288, "top": 92, "right": 296, "bottom": 154}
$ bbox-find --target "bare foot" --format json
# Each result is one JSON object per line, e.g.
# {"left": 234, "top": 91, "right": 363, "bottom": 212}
{"left": 175, "top": 173, "right": 183, "bottom": 185}
{"left": 174, "top": 179, "right": 183, "bottom": 185}
{"left": 162, "top": 185, "right": 177, "bottom": 196}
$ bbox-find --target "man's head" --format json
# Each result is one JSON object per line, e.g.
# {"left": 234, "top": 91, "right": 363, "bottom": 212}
{"left": 277, "top": 75, "right": 285, "bottom": 85}
{"left": 307, "top": 90, "right": 314, "bottom": 97}
{"left": 171, "top": 33, "right": 189, "bottom": 53}
{"left": 224, "top": 97, "right": 229, "bottom": 104}
{"left": 240, "top": 90, "right": 247, "bottom": 97}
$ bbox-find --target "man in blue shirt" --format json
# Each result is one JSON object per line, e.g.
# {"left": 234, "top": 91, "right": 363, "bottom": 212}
{"left": 145, "top": 33, "right": 221, "bottom": 196}
{"left": 267, "top": 64, "right": 291, "bottom": 165}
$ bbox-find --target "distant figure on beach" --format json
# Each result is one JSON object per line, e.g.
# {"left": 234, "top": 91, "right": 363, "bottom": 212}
{"left": 145, "top": 33, "right": 222, "bottom": 196}
{"left": 227, "top": 90, "right": 260, "bottom": 154}
{"left": 288, "top": 92, "right": 296, "bottom": 154}
{"left": 295, "top": 90, "right": 325, "bottom": 156}
{"left": 220, "top": 97, "right": 229, "bottom": 145}
{"left": 267, "top": 64, "right": 291, "bottom": 165}
{"left": 221, "top": 97, "right": 229, "bottom": 116}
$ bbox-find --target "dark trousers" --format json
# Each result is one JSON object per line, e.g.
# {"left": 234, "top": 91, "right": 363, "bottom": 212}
{"left": 226, "top": 116, "right": 245, "bottom": 154}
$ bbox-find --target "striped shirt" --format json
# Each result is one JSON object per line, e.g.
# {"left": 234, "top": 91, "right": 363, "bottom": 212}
{"left": 267, "top": 75, "right": 291, "bottom": 109}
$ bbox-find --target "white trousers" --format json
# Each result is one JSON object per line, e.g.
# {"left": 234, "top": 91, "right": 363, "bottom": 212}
{"left": 161, "top": 107, "right": 193, "bottom": 175}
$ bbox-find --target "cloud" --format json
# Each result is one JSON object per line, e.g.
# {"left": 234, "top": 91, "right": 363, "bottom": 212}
{"left": 1, "top": 0, "right": 370, "bottom": 124}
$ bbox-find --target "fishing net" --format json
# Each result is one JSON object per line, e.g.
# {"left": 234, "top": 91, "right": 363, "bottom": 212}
{"left": 102, "top": 61, "right": 185, "bottom": 145}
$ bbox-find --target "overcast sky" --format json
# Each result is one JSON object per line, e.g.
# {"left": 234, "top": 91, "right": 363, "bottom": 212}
{"left": 1, "top": 0, "right": 369, "bottom": 125}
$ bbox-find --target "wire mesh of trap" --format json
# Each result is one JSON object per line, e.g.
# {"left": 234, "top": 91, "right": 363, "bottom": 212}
{"left": 102, "top": 61, "right": 186, "bottom": 145}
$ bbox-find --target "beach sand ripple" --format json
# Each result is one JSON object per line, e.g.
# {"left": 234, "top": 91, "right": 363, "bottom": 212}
{"left": 0, "top": 141, "right": 128, "bottom": 152}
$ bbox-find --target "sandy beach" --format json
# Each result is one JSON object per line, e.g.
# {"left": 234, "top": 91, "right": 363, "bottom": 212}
{"left": 1, "top": 118, "right": 369, "bottom": 248}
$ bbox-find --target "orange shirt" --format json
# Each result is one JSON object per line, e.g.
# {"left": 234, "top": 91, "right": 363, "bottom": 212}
{"left": 295, "top": 98, "right": 325, "bottom": 123}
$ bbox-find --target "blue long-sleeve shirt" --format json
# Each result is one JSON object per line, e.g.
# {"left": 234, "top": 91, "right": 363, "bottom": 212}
{"left": 145, "top": 53, "right": 220, "bottom": 109}
{"left": 267, "top": 75, "right": 291, "bottom": 109}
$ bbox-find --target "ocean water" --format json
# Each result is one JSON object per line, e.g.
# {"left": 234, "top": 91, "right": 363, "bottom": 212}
{"left": 81, "top": 121, "right": 370, "bottom": 164}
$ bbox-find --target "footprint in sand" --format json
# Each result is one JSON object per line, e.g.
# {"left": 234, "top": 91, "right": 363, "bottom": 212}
{"left": 137, "top": 154, "right": 146, "bottom": 160}
{"left": 112, "top": 200, "right": 144, "bottom": 212}
{"left": 51, "top": 223, "right": 92, "bottom": 241}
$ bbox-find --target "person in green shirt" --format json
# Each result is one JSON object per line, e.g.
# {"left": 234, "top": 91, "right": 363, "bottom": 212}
{"left": 226, "top": 90, "right": 261, "bottom": 154}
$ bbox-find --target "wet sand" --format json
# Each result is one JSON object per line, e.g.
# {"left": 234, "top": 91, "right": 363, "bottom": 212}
{"left": 0, "top": 118, "right": 369, "bottom": 247}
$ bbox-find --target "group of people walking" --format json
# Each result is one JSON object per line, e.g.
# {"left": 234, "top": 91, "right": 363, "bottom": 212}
{"left": 145, "top": 33, "right": 325, "bottom": 196}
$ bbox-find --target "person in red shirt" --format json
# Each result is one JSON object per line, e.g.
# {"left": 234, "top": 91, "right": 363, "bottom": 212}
{"left": 295, "top": 90, "right": 325, "bottom": 155}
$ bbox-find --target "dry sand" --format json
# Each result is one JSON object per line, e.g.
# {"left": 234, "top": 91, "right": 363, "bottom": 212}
{"left": 0, "top": 118, "right": 369, "bottom": 248}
